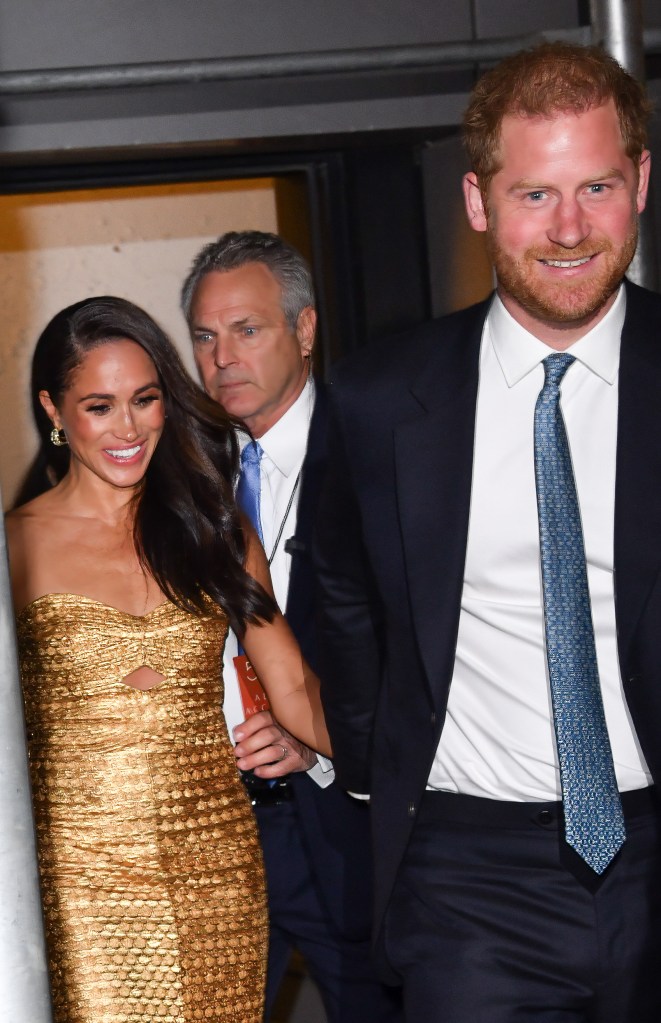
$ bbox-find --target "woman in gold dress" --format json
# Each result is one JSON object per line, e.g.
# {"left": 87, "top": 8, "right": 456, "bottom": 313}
{"left": 5, "top": 296, "right": 331, "bottom": 1023}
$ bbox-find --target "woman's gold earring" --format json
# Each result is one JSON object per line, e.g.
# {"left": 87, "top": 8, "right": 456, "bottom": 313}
{"left": 50, "top": 427, "right": 68, "bottom": 447}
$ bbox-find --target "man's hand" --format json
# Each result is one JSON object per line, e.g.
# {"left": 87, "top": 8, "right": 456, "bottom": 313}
{"left": 233, "top": 710, "right": 318, "bottom": 778}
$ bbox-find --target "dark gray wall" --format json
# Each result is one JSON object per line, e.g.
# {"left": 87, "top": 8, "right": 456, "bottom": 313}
{"left": 0, "top": 0, "right": 583, "bottom": 67}
{"left": 0, "top": 0, "right": 584, "bottom": 160}
{"left": 2, "top": 0, "right": 661, "bottom": 328}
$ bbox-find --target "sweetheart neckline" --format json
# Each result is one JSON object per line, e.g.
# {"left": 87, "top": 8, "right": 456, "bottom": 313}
{"left": 16, "top": 592, "right": 172, "bottom": 622}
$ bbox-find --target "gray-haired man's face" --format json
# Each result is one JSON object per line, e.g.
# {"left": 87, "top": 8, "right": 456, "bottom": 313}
{"left": 189, "top": 261, "right": 316, "bottom": 438}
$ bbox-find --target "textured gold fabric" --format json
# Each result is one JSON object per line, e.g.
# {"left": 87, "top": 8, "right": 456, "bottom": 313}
{"left": 18, "top": 593, "right": 267, "bottom": 1023}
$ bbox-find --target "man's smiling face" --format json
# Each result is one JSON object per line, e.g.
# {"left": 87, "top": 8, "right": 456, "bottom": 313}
{"left": 463, "top": 99, "right": 650, "bottom": 345}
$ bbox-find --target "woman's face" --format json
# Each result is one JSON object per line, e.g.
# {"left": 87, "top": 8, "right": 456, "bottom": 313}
{"left": 40, "top": 339, "right": 166, "bottom": 492}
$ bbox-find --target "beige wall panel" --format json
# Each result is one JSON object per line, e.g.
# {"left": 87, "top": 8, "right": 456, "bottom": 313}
{"left": 0, "top": 179, "right": 277, "bottom": 507}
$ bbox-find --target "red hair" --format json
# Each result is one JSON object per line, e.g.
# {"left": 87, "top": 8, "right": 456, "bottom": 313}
{"left": 463, "top": 42, "right": 651, "bottom": 194}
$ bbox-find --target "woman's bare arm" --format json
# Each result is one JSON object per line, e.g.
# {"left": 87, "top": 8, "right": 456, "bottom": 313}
{"left": 240, "top": 529, "right": 332, "bottom": 758}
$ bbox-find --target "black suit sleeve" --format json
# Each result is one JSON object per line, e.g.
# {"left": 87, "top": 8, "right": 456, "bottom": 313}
{"left": 314, "top": 385, "right": 383, "bottom": 794}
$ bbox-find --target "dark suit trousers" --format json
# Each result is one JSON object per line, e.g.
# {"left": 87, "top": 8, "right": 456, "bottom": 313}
{"left": 384, "top": 790, "right": 661, "bottom": 1023}
{"left": 255, "top": 786, "right": 403, "bottom": 1023}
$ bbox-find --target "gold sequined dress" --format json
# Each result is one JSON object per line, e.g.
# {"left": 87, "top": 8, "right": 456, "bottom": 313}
{"left": 17, "top": 593, "right": 267, "bottom": 1023}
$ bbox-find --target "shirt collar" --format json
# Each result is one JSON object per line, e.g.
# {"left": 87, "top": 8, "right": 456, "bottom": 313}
{"left": 240, "top": 377, "right": 315, "bottom": 477}
{"left": 488, "top": 284, "right": 625, "bottom": 388}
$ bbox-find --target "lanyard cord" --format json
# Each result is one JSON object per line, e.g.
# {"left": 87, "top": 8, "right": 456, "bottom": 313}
{"left": 263, "top": 376, "right": 312, "bottom": 566}
{"left": 267, "top": 471, "right": 301, "bottom": 565}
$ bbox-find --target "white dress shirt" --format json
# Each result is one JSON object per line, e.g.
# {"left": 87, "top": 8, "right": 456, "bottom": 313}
{"left": 429, "top": 286, "right": 651, "bottom": 799}
{"left": 223, "top": 377, "right": 334, "bottom": 787}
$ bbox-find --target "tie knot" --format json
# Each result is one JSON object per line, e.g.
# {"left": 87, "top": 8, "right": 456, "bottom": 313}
{"left": 241, "top": 440, "right": 263, "bottom": 470}
{"left": 543, "top": 352, "right": 575, "bottom": 389}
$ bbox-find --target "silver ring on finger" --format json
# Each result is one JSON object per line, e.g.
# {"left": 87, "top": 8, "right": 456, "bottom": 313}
{"left": 276, "top": 743, "right": 289, "bottom": 762}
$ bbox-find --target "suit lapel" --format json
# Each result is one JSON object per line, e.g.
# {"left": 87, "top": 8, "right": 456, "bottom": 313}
{"left": 394, "top": 302, "right": 487, "bottom": 703}
{"left": 615, "top": 281, "right": 661, "bottom": 664}
{"left": 285, "top": 382, "right": 327, "bottom": 639}
{"left": 385, "top": 282, "right": 661, "bottom": 713}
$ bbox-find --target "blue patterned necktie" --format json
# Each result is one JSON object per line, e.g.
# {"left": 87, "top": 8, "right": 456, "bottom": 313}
{"left": 236, "top": 440, "right": 264, "bottom": 542}
{"left": 534, "top": 353, "right": 625, "bottom": 874}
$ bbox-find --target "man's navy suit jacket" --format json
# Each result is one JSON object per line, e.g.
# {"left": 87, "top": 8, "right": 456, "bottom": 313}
{"left": 315, "top": 280, "right": 661, "bottom": 963}
{"left": 283, "top": 381, "right": 375, "bottom": 941}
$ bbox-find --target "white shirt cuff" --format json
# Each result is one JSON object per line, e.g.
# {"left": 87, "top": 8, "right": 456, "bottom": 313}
{"left": 306, "top": 755, "right": 335, "bottom": 788}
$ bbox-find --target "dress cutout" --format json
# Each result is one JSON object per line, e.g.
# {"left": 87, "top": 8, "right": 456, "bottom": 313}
{"left": 17, "top": 593, "right": 267, "bottom": 1023}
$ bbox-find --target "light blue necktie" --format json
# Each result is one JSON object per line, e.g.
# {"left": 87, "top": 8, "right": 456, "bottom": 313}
{"left": 235, "top": 440, "right": 264, "bottom": 661}
{"left": 234, "top": 439, "right": 278, "bottom": 790}
{"left": 534, "top": 353, "right": 625, "bottom": 874}
{"left": 236, "top": 440, "right": 264, "bottom": 542}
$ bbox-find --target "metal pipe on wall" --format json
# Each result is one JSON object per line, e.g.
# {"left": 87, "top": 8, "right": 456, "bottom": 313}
{"left": 0, "top": 511, "right": 53, "bottom": 1022}
{"left": 0, "top": 29, "right": 593, "bottom": 96}
{"left": 590, "top": 0, "right": 645, "bottom": 78}
{"left": 2, "top": 25, "right": 661, "bottom": 98}
{"left": 590, "top": 0, "right": 658, "bottom": 290}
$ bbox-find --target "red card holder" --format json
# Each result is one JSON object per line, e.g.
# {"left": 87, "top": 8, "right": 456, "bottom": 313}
{"left": 233, "top": 654, "right": 271, "bottom": 718}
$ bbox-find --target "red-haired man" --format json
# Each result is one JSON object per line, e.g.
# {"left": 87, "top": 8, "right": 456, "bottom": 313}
{"left": 317, "top": 43, "right": 661, "bottom": 1022}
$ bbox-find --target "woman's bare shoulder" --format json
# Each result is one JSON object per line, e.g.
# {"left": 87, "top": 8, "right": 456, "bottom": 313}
{"left": 5, "top": 492, "right": 66, "bottom": 612}
{"left": 7, "top": 488, "right": 58, "bottom": 522}
{"left": 6, "top": 494, "right": 47, "bottom": 541}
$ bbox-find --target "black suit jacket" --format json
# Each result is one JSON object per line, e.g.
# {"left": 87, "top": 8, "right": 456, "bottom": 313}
{"left": 315, "top": 280, "right": 661, "bottom": 963}
{"left": 283, "top": 381, "right": 376, "bottom": 941}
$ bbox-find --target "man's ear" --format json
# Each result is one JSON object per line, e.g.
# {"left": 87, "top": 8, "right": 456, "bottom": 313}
{"left": 296, "top": 306, "right": 317, "bottom": 358}
{"left": 462, "top": 173, "right": 488, "bottom": 232}
{"left": 637, "top": 150, "right": 652, "bottom": 214}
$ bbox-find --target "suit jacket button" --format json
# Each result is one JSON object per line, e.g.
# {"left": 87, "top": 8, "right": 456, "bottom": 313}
{"left": 408, "top": 802, "right": 416, "bottom": 817}
{"left": 430, "top": 712, "right": 437, "bottom": 725}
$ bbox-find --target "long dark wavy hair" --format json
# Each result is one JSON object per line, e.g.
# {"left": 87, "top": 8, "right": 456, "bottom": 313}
{"left": 16, "top": 296, "right": 276, "bottom": 632}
